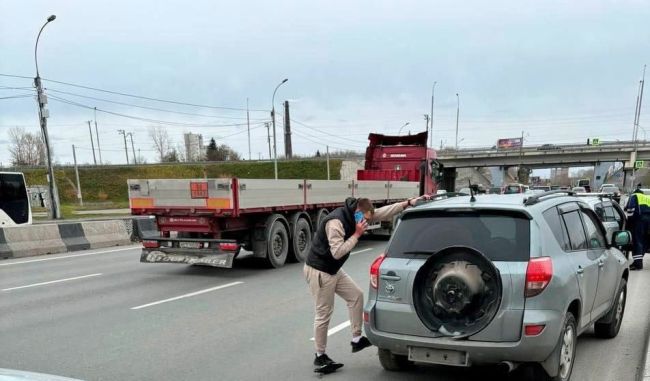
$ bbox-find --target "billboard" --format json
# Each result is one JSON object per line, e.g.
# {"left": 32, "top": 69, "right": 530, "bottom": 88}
{"left": 497, "top": 138, "right": 523, "bottom": 150}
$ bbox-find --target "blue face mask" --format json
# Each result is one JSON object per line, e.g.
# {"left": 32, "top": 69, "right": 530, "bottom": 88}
{"left": 354, "top": 211, "right": 365, "bottom": 223}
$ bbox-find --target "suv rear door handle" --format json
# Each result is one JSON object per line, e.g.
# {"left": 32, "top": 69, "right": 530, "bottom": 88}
{"left": 598, "top": 260, "right": 605, "bottom": 268}
{"left": 380, "top": 275, "right": 402, "bottom": 281}
{"left": 576, "top": 267, "right": 584, "bottom": 275}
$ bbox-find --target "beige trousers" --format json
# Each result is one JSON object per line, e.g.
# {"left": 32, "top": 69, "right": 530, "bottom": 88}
{"left": 304, "top": 264, "right": 364, "bottom": 353}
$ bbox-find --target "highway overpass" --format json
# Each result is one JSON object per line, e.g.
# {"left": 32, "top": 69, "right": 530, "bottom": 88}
{"left": 437, "top": 140, "right": 650, "bottom": 168}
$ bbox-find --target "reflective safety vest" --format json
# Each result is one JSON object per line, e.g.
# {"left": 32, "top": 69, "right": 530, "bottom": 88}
{"left": 626, "top": 193, "right": 650, "bottom": 217}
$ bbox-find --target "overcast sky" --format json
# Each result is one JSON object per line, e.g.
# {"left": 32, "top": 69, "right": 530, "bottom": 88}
{"left": 1, "top": 0, "right": 649, "bottom": 167}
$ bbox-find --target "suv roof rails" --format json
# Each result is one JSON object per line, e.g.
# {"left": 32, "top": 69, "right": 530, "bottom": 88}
{"left": 524, "top": 190, "right": 576, "bottom": 206}
{"left": 572, "top": 192, "right": 615, "bottom": 201}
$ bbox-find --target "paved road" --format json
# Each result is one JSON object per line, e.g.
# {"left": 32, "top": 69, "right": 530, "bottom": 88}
{"left": 1, "top": 240, "right": 650, "bottom": 381}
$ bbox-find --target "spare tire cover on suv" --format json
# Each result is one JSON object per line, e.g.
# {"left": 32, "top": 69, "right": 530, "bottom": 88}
{"left": 413, "top": 246, "right": 502, "bottom": 338}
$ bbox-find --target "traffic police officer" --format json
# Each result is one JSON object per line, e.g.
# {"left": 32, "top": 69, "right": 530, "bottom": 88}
{"left": 626, "top": 184, "right": 650, "bottom": 270}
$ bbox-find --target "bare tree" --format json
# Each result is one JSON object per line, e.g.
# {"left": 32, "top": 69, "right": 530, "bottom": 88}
{"left": 8, "top": 127, "right": 47, "bottom": 166}
{"left": 148, "top": 126, "right": 171, "bottom": 162}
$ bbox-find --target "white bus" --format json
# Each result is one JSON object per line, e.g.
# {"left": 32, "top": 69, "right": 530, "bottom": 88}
{"left": 0, "top": 172, "right": 32, "bottom": 226}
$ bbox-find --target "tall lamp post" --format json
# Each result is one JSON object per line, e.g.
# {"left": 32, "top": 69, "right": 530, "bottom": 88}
{"left": 271, "top": 78, "right": 288, "bottom": 180}
{"left": 398, "top": 122, "right": 410, "bottom": 135}
{"left": 34, "top": 15, "right": 61, "bottom": 219}
{"left": 430, "top": 81, "right": 437, "bottom": 148}
{"left": 455, "top": 93, "right": 460, "bottom": 150}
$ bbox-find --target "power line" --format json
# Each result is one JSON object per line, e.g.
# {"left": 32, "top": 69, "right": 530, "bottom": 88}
{"left": 0, "top": 94, "right": 34, "bottom": 100}
{"left": 40, "top": 77, "right": 269, "bottom": 112}
{"left": 48, "top": 94, "right": 270, "bottom": 128}
{"left": 45, "top": 88, "right": 268, "bottom": 120}
{"left": 290, "top": 118, "right": 368, "bottom": 145}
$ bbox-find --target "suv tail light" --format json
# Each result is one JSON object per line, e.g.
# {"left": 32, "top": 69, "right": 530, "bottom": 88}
{"left": 525, "top": 257, "right": 553, "bottom": 297}
{"left": 370, "top": 254, "right": 386, "bottom": 289}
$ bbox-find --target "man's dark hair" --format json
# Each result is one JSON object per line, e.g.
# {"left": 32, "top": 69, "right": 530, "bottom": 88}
{"left": 357, "top": 198, "right": 375, "bottom": 214}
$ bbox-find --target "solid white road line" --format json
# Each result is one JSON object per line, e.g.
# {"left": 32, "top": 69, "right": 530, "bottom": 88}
{"left": 130, "top": 281, "right": 244, "bottom": 310}
{"left": 310, "top": 320, "right": 351, "bottom": 341}
{"left": 0, "top": 246, "right": 140, "bottom": 267}
{"left": 351, "top": 248, "right": 373, "bottom": 256}
{"left": 2, "top": 273, "right": 103, "bottom": 291}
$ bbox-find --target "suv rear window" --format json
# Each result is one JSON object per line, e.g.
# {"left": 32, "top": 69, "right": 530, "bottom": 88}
{"left": 388, "top": 210, "right": 530, "bottom": 261}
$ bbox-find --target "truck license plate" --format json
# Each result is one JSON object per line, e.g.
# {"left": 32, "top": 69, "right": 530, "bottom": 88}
{"left": 179, "top": 241, "right": 203, "bottom": 249}
{"left": 408, "top": 347, "right": 468, "bottom": 367}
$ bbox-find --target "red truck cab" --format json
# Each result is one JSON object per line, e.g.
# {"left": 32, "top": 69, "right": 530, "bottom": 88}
{"left": 357, "top": 132, "right": 438, "bottom": 195}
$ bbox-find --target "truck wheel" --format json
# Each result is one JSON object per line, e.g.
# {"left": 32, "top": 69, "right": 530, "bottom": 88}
{"left": 288, "top": 218, "right": 312, "bottom": 263}
{"left": 594, "top": 279, "right": 626, "bottom": 339}
{"left": 377, "top": 348, "right": 412, "bottom": 371}
{"left": 315, "top": 209, "right": 329, "bottom": 230}
{"left": 264, "top": 220, "right": 289, "bottom": 268}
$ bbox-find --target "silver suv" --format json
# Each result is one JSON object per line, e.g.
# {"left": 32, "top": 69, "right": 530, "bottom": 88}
{"left": 364, "top": 192, "right": 631, "bottom": 380}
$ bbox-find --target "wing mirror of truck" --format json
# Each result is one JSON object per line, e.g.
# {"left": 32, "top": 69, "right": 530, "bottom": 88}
{"left": 612, "top": 230, "right": 632, "bottom": 246}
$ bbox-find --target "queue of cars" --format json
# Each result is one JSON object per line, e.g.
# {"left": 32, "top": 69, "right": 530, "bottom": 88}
{"left": 365, "top": 187, "right": 631, "bottom": 380}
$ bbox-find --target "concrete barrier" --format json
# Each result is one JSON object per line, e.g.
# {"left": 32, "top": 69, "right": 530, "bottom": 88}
{"left": 1, "top": 224, "right": 67, "bottom": 259}
{"left": 132, "top": 217, "right": 159, "bottom": 240}
{"left": 58, "top": 223, "right": 91, "bottom": 252}
{"left": 81, "top": 220, "right": 132, "bottom": 249}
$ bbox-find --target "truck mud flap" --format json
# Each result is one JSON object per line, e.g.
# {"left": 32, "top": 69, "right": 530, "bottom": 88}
{"left": 141, "top": 250, "right": 235, "bottom": 268}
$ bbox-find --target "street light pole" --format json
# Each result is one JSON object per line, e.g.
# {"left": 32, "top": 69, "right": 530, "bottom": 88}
{"left": 455, "top": 93, "right": 460, "bottom": 150}
{"left": 34, "top": 14, "right": 61, "bottom": 219}
{"left": 430, "top": 81, "right": 436, "bottom": 148}
{"left": 271, "top": 78, "right": 288, "bottom": 180}
{"left": 398, "top": 122, "right": 410, "bottom": 135}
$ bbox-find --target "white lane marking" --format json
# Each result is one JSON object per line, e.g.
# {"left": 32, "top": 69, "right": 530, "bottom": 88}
{"left": 131, "top": 281, "right": 244, "bottom": 310}
{"left": 351, "top": 248, "right": 373, "bottom": 256}
{"left": 0, "top": 246, "right": 140, "bottom": 267}
{"left": 2, "top": 273, "right": 103, "bottom": 291}
{"left": 310, "top": 320, "right": 351, "bottom": 341}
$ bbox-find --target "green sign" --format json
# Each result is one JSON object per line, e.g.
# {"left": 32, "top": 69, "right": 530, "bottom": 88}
{"left": 591, "top": 138, "right": 601, "bottom": 146}
{"left": 635, "top": 160, "right": 644, "bottom": 169}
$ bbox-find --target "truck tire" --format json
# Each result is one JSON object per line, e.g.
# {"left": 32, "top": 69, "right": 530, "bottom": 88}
{"left": 288, "top": 218, "right": 312, "bottom": 263}
{"left": 377, "top": 348, "right": 412, "bottom": 371}
{"left": 263, "top": 219, "right": 289, "bottom": 268}
{"left": 594, "top": 278, "right": 626, "bottom": 339}
{"left": 315, "top": 209, "right": 329, "bottom": 230}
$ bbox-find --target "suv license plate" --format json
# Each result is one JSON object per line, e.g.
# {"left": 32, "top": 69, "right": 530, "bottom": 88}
{"left": 408, "top": 347, "right": 468, "bottom": 367}
{"left": 179, "top": 241, "right": 203, "bottom": 249}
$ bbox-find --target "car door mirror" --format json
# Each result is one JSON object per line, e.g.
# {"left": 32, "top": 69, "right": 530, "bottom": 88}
{"left": 612, "top": 230, "right": 631, "bottom": 246}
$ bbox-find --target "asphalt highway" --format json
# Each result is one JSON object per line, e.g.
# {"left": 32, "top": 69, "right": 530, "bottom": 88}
{"left": 1, "top": 239, "right": 649, "bottom": 381}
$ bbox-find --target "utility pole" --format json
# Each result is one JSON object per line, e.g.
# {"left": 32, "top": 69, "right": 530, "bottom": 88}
{"left": 246, "top": 98, "right": 251, "bottom": 161}
{"left": 72, "top": 144, "right": 83, "bottom": 206}
{"left": 326, "top": 145, "right": 330, "bottom": 180}
{"left": 455, "top": 93, "right": 460, "bottom": 150}
{"left": 284, "top": 100, "right": 293, "bottom": 158}
{"left": 34, "top": 15, "right": 61, "bottom": 219}
{"left": 430, "top": 82, "right": 436, "bottom": 149}
{"left": 87, "top": 120, "right": 97, "bottom": 165}
{"left": 265, "top": 122, "right": 272, "bottom": 159}
{"left": 118, "top": 129, "right": 129, "bottom": 164}
{"left": 127, "top": 132, "right": 136, "bottom": 164}
{"left": 424, "top": 114, "right": 430, "bottom": 132}
{"left": 94, "top": 107, "right": 102, "bottom": 164}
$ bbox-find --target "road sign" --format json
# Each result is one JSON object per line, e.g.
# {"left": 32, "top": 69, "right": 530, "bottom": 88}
{"left": 635, "top": 160, "right": 644, "bottom": 169}
{"left": 591, "top": 138, "right": 601, "bottom": 146}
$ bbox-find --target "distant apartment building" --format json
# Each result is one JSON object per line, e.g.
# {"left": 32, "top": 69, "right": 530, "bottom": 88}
{"left": 184, "top": 133, "right": 204, "bottom": 162}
